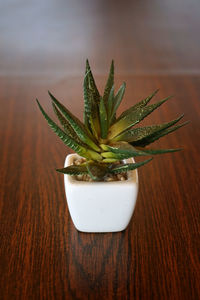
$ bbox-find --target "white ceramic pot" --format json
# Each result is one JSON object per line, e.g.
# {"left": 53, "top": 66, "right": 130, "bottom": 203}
{"left": 64, "top": 154, "right": 139, "bottom": 233}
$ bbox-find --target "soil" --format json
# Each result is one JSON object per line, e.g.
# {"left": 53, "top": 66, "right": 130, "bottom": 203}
{"left": 72, "top": 157, "right": 128, "bottom": 182}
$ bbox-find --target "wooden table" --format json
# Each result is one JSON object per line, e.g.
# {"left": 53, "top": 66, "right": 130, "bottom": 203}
{"left": 0, "top": 1, "right": 200, "bottom": 299}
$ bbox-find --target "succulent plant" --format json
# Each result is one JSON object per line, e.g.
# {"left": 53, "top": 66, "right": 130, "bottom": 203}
{"left": 36, "top": 60, "right": 188, "bottom": 181}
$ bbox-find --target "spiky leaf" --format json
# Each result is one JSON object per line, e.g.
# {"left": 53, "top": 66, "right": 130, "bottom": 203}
{"left": 110, "top": 158, "right": 153, "bottom": 174}
{"left": 99, "top": 97, "right": 108, "bottom": 138}
{"left": 83, "top": 63, "right": 101, "bottom": 138}
{"left": 101, "top": 142, "right": 149, "bottom": 160}
{"left": 83, "top": 108, "right": 91, "bottom": 132}
{"left": 56, "top": 164, "right": 88, "bottom": 175}
{"left": 102, "top": 151, "right": 141, "bottom": 160}
{"left": 112, "top": 114, "right": 184, "bottom": 142}
{"left": 52, "top": 102, "right": 84, "bottom": 145}
{"left": 103, "top": 60, "right": 114, "bottom": 105}
{"left": 132, "top": 121, "right": 189, "bottom": 147}
{"left": 85, "top": 59, "right": 100, "bottom": 103}
{"left": 108, "top": 96, "right": 172, "bottom": 139}
{"left": 107, "top": 85, "right": 115, "bottom": 121}
{"left": 36, "top": 99, "right": 102, "bottom": 161}
{"left": 118, "top": 89, "right": 159, "bottom": 120}
{"left": 110, "top": 82, "right": 126, "bottom": 124}
{"left": 48, "top": 91, "right": 100, "bottom": 152}
{"left": 141, "top": 148, "right": 181, "bottom": 155}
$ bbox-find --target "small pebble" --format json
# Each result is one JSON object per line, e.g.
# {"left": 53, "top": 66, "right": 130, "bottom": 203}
{"left": 117, "top": 174, "right": 122, "bottom": 180}
{"left": 86, "top": 175, "right": 90, "bottom": 181}
{"left": 106, "top": 177, "right": 114, "bottom": 182}
{"left": 76, "top": 174, "right": 83, "bottom": 180}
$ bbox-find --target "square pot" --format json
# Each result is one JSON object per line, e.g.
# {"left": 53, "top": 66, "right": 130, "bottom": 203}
{"left": 64, "top": 154, "right": 139, "bottom": 233}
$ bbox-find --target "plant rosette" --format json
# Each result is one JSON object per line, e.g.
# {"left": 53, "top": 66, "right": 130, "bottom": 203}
{"left": 36, "top": 60, "right": 188, "bottom": 233}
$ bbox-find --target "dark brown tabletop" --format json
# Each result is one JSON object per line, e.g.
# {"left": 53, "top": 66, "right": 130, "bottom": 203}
{"left": 0, "top": 1, "right": 200, "bottom": 299}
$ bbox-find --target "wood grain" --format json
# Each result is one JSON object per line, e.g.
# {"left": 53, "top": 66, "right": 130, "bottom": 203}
{"left": 0, "top": 75, "right": 199, "bottom": 300}
{"left": 0, "top": 0, "right": 200, "bottom": 299}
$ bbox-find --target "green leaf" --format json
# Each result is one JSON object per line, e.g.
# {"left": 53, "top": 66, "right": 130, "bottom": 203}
{"left": 107, "top": 85, "right": 115, "bottom": 122}
{"left": 102, "top": 158, "right": 119, "bottom": 163}
{"left": 56, "top": 164, "right": 88, "bottom": 175}
{"left": 102, "top": 151, "right": 136, "bottom": 159}
{"left": 110, "top": 158, "right": 153, "bottom": 174}
{"left": 83, "top": 111, "right": 91, "bottom": 132}
{"left": 83, "top": 72, "right": 96, "bottom": 132}
{"left": 48, "top": 91, "right": 100, "bottom": 152}
{"left": 52, "top": 102, "right": 84, "bottom": 145}
{"left": 36, "top": 99, "right": 102, "bottom": 161}
{"left": 141, "top": 148, "right": 182, "bottom": 155}
{"left": 101, "top": 142, "right": 149, "bottom": 159}
{"left": 83, "top": 72, "right": 94, "bottom": 130}
{"left": 101, "top": 152, "right": 121, "bottom": 158}
{"left": 118, "top": 89, "right": 159, "bottom": 120}
{"left": 83, "top": 62, "right": 101, "bottom": 138}
{"left": 132, "top": 121, "right": 189, "bottom": 147}
{"left": 112, "top": 114, "right": 184, "bottom": 142}
{"left": 110, "top": 82, "right": 126, "bottom": 124}
{"left": 99, "top": 97, "right": 108, "bottom": 138}
{"left": 86, "top": 161, "right": 109, "bottom": 181}
{"left": 85, "top": 59, "right": 100, "bottom": 103}
{"left": 108, "top": 96, "right": 172, "bottom": 139}
{"left": 103, "top": 60, "right": 114, "bottom": 105}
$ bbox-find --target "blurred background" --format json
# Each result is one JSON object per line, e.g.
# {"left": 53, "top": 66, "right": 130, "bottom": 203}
{"left": 1, "top": 0, "right": 200, "bottom": 79}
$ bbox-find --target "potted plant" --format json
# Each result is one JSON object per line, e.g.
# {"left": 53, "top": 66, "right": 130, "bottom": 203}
{"left": 36, "top": 60, "right": 188, "bottom": 233}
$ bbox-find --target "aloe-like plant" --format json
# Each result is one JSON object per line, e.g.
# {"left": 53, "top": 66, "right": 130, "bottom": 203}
{"left": 36, "top": 60, "right": 188, "bottom": 181}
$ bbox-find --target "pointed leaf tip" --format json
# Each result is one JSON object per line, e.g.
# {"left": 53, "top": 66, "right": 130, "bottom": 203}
{"left": 109, "top": 94, "right": 174, "bottom": 139}
{"left": 56, "top": 164, "right": 88, "bottom": 175}
{"left": 110, "top": 157, "right": 153, "bottom": 174}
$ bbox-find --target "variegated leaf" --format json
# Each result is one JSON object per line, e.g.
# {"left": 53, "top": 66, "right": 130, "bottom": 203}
{"left": 36, "top": 99, "right": 102, "bottom": 161}
{"left": 56, "top": 164, "right": 88, "bottom": 175}
{"left": 108, "top": 96, "right": 172, "bottom": 139}
{"left": 101, "top": 142, "right": 149, "bottom": 159}
{"left": 110, "top": 158, "right": 153, "bottom": 174}
{"left": 107, "top": 85, "right": 115, "bottom": 122}
{"left": 99, "top": 97, "right": 108, "bottom": 138}
{"left": 118, "top": 89, "right": 159, "bottom": 120}
{"left": 112, "top": 114, "right": 184, "bottom": 142}
{"left": 132, "top": 121, "right": 189, "bottom": 147}
{"left": 103, "top": 60, "right": 114, "bottom": 105}
{"left": 52, "top": 102, "right": 84, "bottom": 145}
{"left": 85, "top": 59, "right": 100, "bottom": 103}
{"left": 83, "top": 62, "right": 101, "bottom": 138}
{"left": 110, "top": 82, "right": 126, "bottom": 124}
{"left": 48, "top": 91, "right": 100, "bottom": 152}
